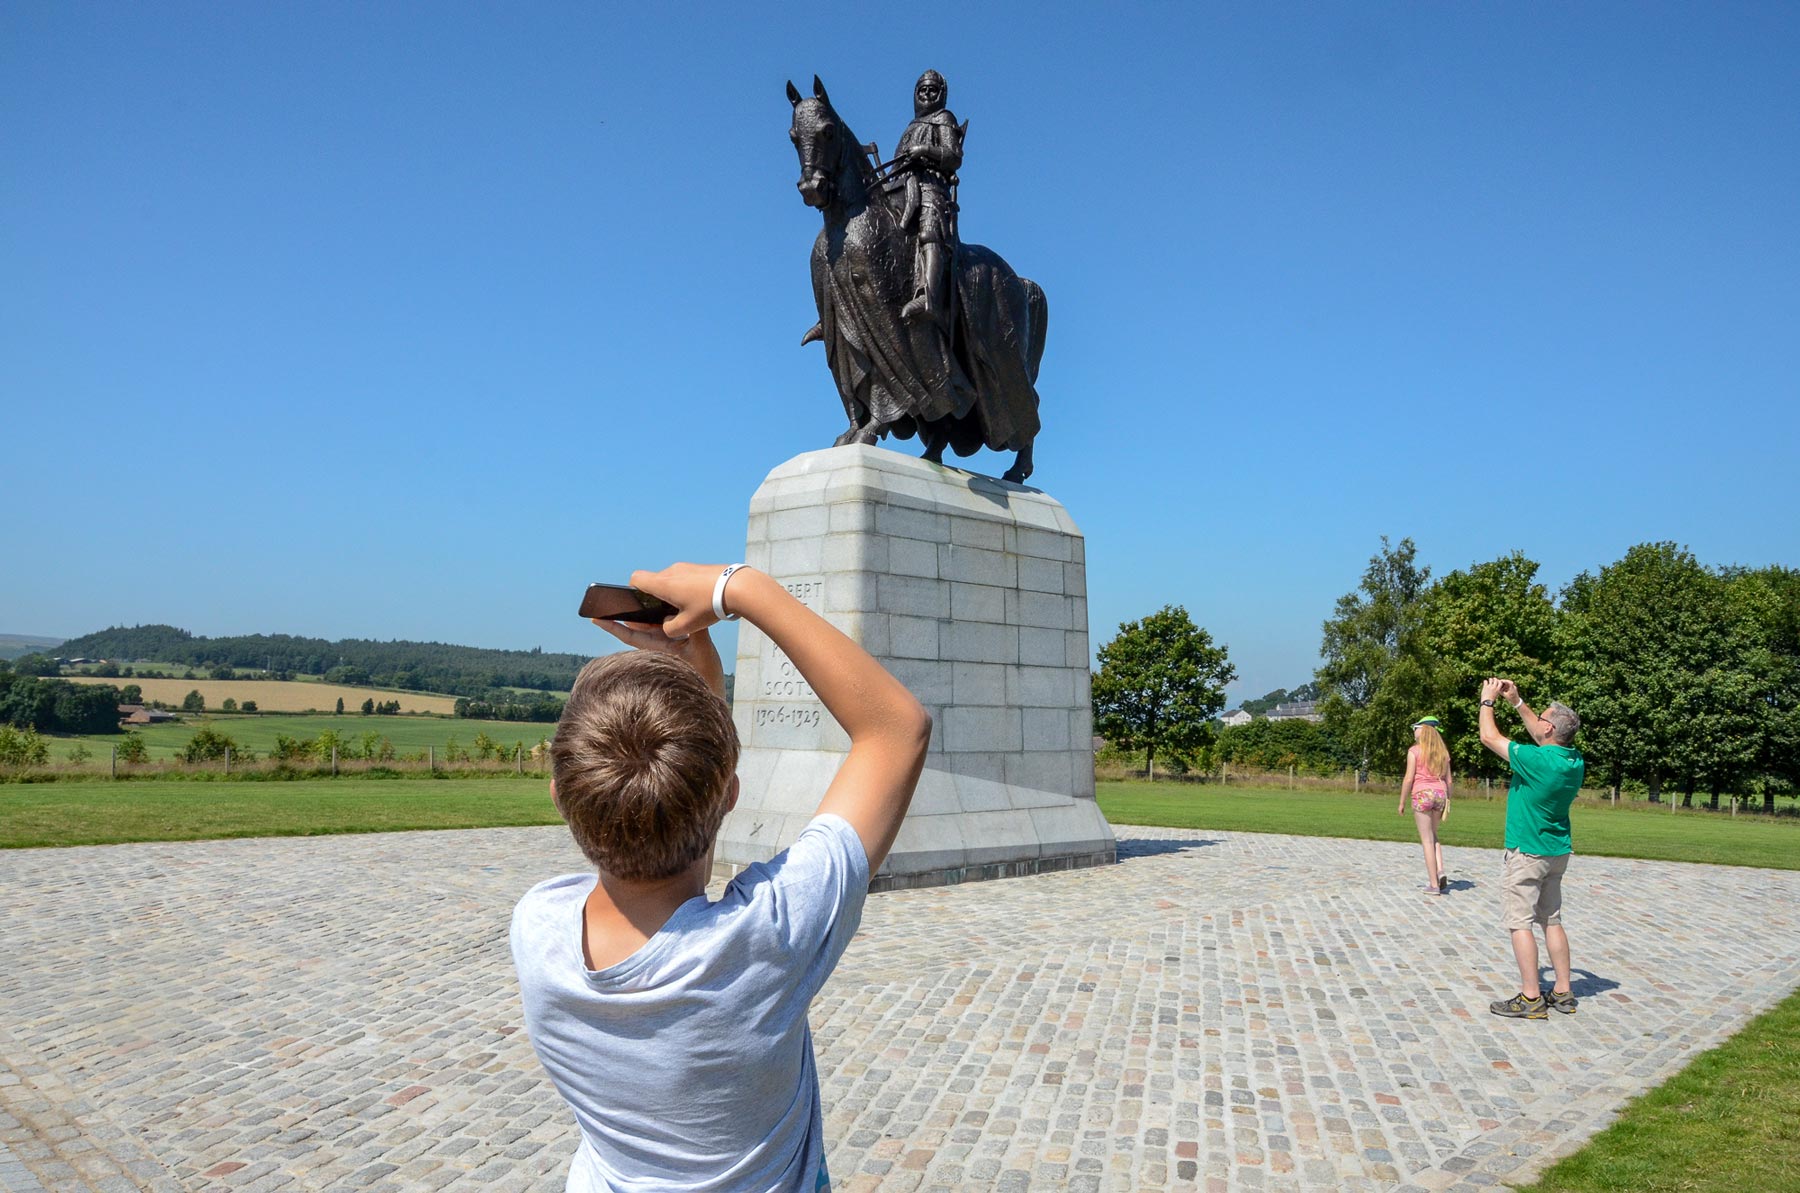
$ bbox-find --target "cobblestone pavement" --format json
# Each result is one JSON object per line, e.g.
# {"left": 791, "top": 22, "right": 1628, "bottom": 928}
{"left": 3, "top": 824, "right": 1797, "bottom": 1192}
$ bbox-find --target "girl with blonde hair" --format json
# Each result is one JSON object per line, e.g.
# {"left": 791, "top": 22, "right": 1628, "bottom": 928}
{"left": 1398, "top": 716, "right": 1453, "bottom": 894}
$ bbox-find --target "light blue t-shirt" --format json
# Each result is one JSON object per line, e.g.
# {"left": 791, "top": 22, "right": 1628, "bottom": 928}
{"left": 510, "top": 814, "right": 869, "bottom": 1193}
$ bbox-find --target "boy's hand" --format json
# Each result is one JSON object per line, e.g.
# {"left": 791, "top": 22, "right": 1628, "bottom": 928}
{"left": 630, "top": 563, "right": 735, "bottom": 639}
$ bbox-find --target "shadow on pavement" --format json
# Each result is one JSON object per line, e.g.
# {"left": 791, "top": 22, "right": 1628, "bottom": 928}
{"left": 1115, "top": 838, "right": 1219, "bottom": 860}
{"left": 1545, "top": 967, "right": 1622, "bottom": 999}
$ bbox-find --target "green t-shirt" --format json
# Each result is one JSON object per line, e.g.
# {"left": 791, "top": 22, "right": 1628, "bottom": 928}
{"left": 1504, "top": 741, "right": 1584, "bottom": 856}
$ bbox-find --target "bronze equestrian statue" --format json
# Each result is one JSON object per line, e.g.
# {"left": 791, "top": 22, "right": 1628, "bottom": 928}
{"left": 788, "top": 73, "right": 1046, "bottom": 484}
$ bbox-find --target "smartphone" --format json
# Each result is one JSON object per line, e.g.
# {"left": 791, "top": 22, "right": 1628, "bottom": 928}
{"left": 578, "top": 582, "right": 676, "bottom": 624}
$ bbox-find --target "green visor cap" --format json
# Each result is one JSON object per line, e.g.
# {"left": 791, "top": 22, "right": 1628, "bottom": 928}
{"left": 1412, "top": 716, "right": 1441, "bottom": 728}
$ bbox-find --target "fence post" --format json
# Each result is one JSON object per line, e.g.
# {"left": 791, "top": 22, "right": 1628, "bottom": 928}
{"left": 225, "top": 747, "right": 230, "bottom": 777}
{"left": 1288, "top": 764, "right": 1295, "bottom": 790}
{"left": 331, "top": 745, "right": 338, "bottom": 777}
{"left": 516, "top": 749, "right": 523, "bottom": 775}
{"left": 110, "top": 746, "right": 117, "bottom": 779}
{"left": 428, "top": 745, "right": 434, "bottom": 773}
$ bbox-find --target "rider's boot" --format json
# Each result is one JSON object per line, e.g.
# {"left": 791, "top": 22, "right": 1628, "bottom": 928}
{"left": 903, "top": 244, "right": 947, "bottom": 324}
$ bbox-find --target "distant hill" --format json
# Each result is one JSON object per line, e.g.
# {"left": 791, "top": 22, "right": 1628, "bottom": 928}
{"left": 0, "top": 634, "right": 64, "bottom": 661}
{"left": 55, "top": 625, "right": 588, "bottom": 698}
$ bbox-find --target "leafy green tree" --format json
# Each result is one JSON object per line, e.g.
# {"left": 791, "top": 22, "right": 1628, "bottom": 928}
{"left": 1217, "top": 717, "right": 1352, "bottom": 773}
{"left": 181, "top": 689, "right": 205, "bottom": 713}
{"left": 1316, "top": 537, "right": 1433, "bottom": 774}
{"left": 1558, "top": 544, "right": 1734, "bottom": 803}
{"left": 221, "top": 697, "right": 238, "bottom": 712}
{"left": 240, "top": 700, "right": 257, "bottom": 713}
{"left": 181, "top": 727, "right": 238, "bottom": 762}
{"left": 1092, "top": 606, "right": 1236, "bottom": 778}
{"left": 13, "top": 654, "right": 59, "bottom": 677}
{"left": 1732, "top": 566, "right": 1800, "bottom": 811}
{"left": 272, "top": 733, "right": 317, "bottom": 761}
{"left": 336, "top": 697, "right": 346, "bottom": 715}
{"left": 0, "top": 725, "right": 50, "bottom": 766}
{"left": 1411, "top": 552, "right": 1558, "bottom": 780}
{"left": 120, "top": 684, "right": 143, "bottom": 705}
{"left": 66, "top": 742, "right": 92, "bottom": 764}
{"left": 362, "top": 697, "right": 376, "bottom": 715}
{"left": 116, "top": 733, "right": 149, "bottom": 764}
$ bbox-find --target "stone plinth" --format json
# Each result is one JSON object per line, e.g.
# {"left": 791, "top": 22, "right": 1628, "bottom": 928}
{"left": 715, "top": 445, "right": 1116, "bottom": 891}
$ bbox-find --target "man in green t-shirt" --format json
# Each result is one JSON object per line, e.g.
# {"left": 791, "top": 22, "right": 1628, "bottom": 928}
{"left": 1478, "top": 677, "right": 1585, "bottom": 1020}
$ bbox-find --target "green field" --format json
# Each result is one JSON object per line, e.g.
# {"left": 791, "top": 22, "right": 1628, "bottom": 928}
{"left": 0, "top": 777, "right": 561, "bottom": 847}
{"left": 1096, "top": 781, "right": 1800, "bottom": 871}
{"left": 48, "top": 714, "right": 555, "bottom": 763}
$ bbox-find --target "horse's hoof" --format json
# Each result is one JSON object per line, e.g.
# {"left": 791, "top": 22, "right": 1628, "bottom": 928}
{"left": 850, "top": 428, "right": 880, "bottom": 446}
{"left": 1002, "top": 468, "right": 1031, "bottom": 484}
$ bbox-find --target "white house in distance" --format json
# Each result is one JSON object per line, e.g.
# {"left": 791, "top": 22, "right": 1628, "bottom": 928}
{"left": 1219, "top": 709, "right": 1252, "bottom": 728}
{"left": 1265, "top": 700, "right": 1323, "bottom": 723}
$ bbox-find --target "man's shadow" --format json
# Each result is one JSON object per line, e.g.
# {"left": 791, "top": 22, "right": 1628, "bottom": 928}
{"left": 1115, "top": 838, "right": 1219, "bottom": 861}
{"left": 1538, "top": 967, "right": 1621, "bottom": 999}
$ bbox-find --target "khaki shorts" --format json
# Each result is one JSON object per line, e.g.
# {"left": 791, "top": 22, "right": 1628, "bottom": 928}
{"left": 1501, "top": 849, "right": 1569, "bottom": 931}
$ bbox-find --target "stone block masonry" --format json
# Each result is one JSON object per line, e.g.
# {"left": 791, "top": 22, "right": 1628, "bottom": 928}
{"left": 716, "top": 445, "right": 1116, "bottom": 890}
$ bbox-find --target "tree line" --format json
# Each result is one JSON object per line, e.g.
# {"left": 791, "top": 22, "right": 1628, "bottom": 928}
{"left": 1088, "top": 540, "right": 1797, "bottom": 811}
{"left": 1316, "top": 538, "right": 1799, "bottom": 811}
{"left": 0, "top": 664, "right": 124, "bottom": 735}
{"left": 52, "top": 625, "right": 589, "bottom": 697}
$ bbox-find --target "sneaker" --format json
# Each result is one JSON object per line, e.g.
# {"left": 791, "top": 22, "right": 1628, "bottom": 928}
{"left": 1546, "top": 989, "right": 1578, "bottom": 1015}
{"left": 1490, "top": 993, "right": 1548, "bottom": 1020}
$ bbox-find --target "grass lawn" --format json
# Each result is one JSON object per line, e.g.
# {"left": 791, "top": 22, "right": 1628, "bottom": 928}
{"left": 1097, "top": 781, "right": 1800, "bottom": 871}
{"left": 1514, "top": 985, "right": 1800, "bottom": 1193}
{"left": 50, "top": 714, "right": 556, "bottom": 762}
{"left": 0, "top": 777, "right": 562, "bottom": 848}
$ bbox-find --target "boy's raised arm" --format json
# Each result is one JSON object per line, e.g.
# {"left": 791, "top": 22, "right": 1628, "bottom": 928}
{"left": 633, "top": 564, "right": 932, "bottom": 875}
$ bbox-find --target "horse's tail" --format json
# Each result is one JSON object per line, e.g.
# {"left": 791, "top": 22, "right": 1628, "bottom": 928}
{"left": 1022, "top": 278, "right": 1048, "bottom": 386}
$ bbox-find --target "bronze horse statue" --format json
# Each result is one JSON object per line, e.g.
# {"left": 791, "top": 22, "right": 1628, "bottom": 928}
{"left": 787, "top": 76, "right": 1046, "bottom": 484}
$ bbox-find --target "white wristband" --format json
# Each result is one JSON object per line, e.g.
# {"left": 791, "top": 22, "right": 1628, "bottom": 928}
{"left": 712, "top": 565, "right": 746, "bottom": 621}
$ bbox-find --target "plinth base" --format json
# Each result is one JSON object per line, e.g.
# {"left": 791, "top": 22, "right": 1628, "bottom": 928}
{"left": 714, "top": 445, "right": 1116, "bottom": 891}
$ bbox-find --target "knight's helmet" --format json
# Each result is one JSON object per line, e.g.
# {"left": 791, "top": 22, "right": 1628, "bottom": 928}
{"left": 914, "top": 70, "right": 947, "bottom": 118}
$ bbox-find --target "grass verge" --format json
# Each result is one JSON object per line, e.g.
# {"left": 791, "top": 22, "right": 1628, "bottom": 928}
{"left": 1097, "top": 782, "right": 1800, "bottom": 871}
{"left": 1512, "top": 985, "right": 1800, "bottom": 1192}
{"left": 0, "top": 778, "right": 561, "bottom": 848}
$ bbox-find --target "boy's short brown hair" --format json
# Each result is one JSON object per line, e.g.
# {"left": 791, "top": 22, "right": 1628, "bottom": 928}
{"left": 550, "top": 652, "right": 740, "bottom": 880}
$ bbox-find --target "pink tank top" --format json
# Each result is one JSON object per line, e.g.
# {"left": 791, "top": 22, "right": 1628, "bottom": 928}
{"left": 1410, "top": 745, "right": 1448, "bottom": 795}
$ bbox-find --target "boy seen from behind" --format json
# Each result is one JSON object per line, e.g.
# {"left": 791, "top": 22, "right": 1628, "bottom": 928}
{"left": 510, "top": 563, "right": 930, "bottom": 1192}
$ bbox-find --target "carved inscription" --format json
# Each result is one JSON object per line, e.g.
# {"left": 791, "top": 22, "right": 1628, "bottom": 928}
{"left": 755, "top": 705, "right": 823, "bottom": 729}
{"left": 756, "top": 575, "right": 826, "bottom": 738}
{"left": 761, "top": 656, "right": 817, "bottom": 701}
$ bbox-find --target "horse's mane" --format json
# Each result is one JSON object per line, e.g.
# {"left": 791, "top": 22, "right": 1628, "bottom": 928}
{"left": 815, "top": 98, "right": 882, "bottom": 210}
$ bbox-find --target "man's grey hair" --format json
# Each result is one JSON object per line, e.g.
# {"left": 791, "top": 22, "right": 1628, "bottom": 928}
{"left": 1543, "top": 701, "right": 1580, "bottom": 743}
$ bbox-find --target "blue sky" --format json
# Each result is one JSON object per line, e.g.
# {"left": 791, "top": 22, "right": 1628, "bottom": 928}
{"left": 4, "top": 2, "right": 1796, "bottom": 701}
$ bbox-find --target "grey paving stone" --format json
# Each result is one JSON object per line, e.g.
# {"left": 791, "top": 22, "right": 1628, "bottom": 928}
{"left": 1, "top": 825, "right": 1797, "bottom": 1190}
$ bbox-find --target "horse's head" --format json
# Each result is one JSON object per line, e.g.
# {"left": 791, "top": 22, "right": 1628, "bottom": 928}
{"left": 787, "top": 75, "right": 843, "bottom": 209}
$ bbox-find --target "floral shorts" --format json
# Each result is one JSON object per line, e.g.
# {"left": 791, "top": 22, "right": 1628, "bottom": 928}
{"left": 1411, "top": 789, "right": 1448, "bottom": 814}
